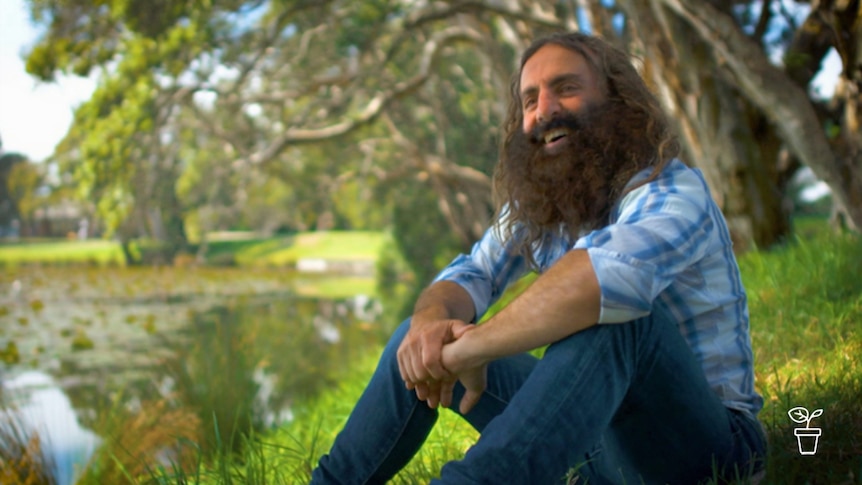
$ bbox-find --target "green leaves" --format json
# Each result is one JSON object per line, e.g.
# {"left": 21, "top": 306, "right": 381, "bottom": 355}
{"left": 25, "top": 0, "right": 122, "bottom": 81}
{"left": 0, "top": 341, "right": 20, "bottom": 365}
{"left": 19, "top": 0, "right": 513, "bottom": 264}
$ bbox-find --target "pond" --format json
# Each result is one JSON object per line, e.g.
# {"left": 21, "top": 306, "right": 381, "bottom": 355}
{"left": 0, "top": 265, "right": 388, "bottom": 484}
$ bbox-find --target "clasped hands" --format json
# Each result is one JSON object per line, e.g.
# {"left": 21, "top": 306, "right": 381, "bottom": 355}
{"left": 396, "top": 318, "right": 487, "bottom": 414}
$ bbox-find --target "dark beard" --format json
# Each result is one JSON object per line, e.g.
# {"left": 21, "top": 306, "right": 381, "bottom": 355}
{"left": 499, "top": 100, "right": 656, "bottom": 237}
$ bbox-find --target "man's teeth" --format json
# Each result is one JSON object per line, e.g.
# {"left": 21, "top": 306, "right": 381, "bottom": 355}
{"left": 543, "top": 129, "right": 568, "bottom": 144}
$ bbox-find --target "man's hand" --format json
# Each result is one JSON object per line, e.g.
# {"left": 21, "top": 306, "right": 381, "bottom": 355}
{"left": 396, "top": 318, "right": 461, "bottom": 399}
{"left": 397, "top": 281, "right": 477, "bottom": 408}
{"left": 441, "top": 323, "right": 488, "bottom": 414}
{"left": 405, "top": 321, "right": 488, "bottom": 414}
{"left": 454, "top": 363, "right": 487, "bottom": 414}
{"left": 425, "top": 378, "right": 457, "bottom": 409}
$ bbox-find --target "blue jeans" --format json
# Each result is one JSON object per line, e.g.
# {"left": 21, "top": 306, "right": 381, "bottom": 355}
{"left": 310, "top": 309, "right": 767, "bottom": 484}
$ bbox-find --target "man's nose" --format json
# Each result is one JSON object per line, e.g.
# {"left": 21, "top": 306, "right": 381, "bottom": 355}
{"left": 536, "top": 91, "right": 561, "bottom": 124}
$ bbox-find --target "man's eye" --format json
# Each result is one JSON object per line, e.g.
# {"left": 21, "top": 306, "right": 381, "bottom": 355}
{"left": 560, "top": 84, "right": 579, "bottom": 94}
{"left": 523, "top": 98, "right": 536, "bottom": 110}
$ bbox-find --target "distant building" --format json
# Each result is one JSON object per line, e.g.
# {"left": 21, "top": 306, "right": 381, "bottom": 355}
{"left": 26, "top": 200, "right": 95, "bottom": 239}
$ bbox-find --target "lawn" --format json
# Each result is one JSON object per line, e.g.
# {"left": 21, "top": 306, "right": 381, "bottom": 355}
{"left": 232, "top": 231, "right": 386, "bottom": 266}
{"left": 266, "top": 228, "right": 862, "bottom": 484}
{"left": 0, "top": 231, "right": 387, "bottom": 267}
{"left": 2, "top": 228, "right": 860, "bottom": 484}
{"left": 0, "top": 239, "right": 126, "bottom": 266}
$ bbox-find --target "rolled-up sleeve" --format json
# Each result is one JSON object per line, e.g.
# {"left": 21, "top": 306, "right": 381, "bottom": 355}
{"left": 574, "top": 169, "right": 714, "bottom": 323}
{"left": 433, "top": 225, "right": 529, "bottom": 320}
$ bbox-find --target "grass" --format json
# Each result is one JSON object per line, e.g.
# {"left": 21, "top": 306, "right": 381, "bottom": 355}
{"left": 0, "top": 231, "right": 387, "bottom": 268}
{"left": 740, "top": 230, "right": 862, "bottom": 483}
{"left": 0, "top": 410, "right": 57, "bottom": 485}
{"left": 260, "top": 228, "right": 862, "bottom": 484}
{"left": 0, "top": 239, "right": 125, "bottom": 266}
{"left": 232, "top": 231, "right": 385, "bottom": 266}
{"left": 4, "top": 227, "right": 861, "bottom": 484}
{"left": 290, "top": 275, "right": 378, "bottom": 299}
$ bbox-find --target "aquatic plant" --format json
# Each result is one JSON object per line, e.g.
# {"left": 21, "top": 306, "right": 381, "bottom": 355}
{"left": 0, "top": 397, "right": 57, "bottom": 485}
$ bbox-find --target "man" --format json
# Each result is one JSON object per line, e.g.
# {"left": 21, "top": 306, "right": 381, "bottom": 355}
{"left": 311, "top": 32, "right": 767, "bottom": 484}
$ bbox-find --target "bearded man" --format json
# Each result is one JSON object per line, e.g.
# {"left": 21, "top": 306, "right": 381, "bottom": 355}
{"left": 311, "top": 32, "right": 767, "bottom": 484}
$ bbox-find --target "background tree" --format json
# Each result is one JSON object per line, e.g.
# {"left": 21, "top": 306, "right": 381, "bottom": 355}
{"left": 618, "top": 0, "right": 862, "bottom": 249}
{"left": 0, "top": 151, "right": 30, "bottom": 234}
{"left": 5, "top": 159, "right": 45, "bottom": 237}
{"left": 23, "top": 0, "right": 860, "bottom": 264}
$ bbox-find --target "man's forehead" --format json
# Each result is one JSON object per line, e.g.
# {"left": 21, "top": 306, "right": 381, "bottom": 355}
{"left": 519, "top": 45, "right": 593, "bottom": 92}
{"left": 520, "top": 72, "right": 587, "bottom": 96}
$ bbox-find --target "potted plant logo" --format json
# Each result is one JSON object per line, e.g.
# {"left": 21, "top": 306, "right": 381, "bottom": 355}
{"left": 788, "top": 406, "right": 823, "bottom": 455}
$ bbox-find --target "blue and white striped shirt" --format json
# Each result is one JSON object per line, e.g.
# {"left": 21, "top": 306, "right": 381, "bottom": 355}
{"left": 433, "top": 159, "right": 763, "bottom": 416}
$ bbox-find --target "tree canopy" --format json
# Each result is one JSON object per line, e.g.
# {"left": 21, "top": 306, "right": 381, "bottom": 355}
{"left": 22, "top": 0, "right": 862, "bottom": 266}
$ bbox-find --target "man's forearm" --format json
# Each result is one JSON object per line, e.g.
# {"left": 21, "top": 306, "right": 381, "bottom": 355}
{"left": 412, "top": 280, "right": 476, "bottom": 324}
{"left": 444, "top": 249, "right": 601, "bottom": 371}
{"left": 398, "top": 280, "right": 476, "bottom": 395}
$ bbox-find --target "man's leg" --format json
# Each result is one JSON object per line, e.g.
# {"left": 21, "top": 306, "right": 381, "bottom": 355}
{"left": 581, "top": 316, "right": 768, "bottom": 484}
{"left": 433, "top": 307, "right": 766, "bottom": 484}
{"left": 310, "top": 318, "right": 537, "bottom": 484}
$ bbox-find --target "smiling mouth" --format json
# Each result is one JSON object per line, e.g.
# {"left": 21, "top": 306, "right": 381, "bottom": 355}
{"left": 543, "top": 128, "right": 568, "bottom": 145}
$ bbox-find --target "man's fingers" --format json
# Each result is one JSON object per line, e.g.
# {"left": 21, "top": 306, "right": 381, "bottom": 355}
{"left": 414, "top": 382, "right": 430, "bottom": 401}
{"left": 451, "top": 321, "right": 473, "bottom": 339}
{"left": 439, "top": 380, "right": 456, "bottom": 409}
{"left": 399, "top": 352, "right": 419, "bottom": 389}
{"left": 420, "top": 337, "right": 451, "bottom": 381}
{"left": 398, "top": 318, "right": 468, "bottom": 390}
{"left": 397, "top": 340, "right": 422, "bottom": 387}
{"left": 426, "top": 381, "right": 441, "bottom": 409}
{"left": 396, "top": 349, "right": 411, "bottom": 387}
{"left": 459, "top": 389, "right": 482, "bottom": 415}
{"left": 410, "top": 351, "right": 429, "bottom": 385}
{"left": 423, "top": 357, "right": 451, "bottom": 381}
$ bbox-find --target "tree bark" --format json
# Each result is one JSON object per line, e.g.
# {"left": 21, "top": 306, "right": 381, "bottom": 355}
{"left": 623, "top": 0, "right": 791, "bottom": 250}
{"left": 657, "top": 0, "right": 862, "bottom": 232}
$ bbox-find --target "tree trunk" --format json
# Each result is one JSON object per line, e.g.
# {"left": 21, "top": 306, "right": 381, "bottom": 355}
{"left": 623, "top": 1, "right": 791, "bottom": 251}
{"left": 655, "top": 0, "right": 862, "bottom": 234}
{"left": 830, "top": 0, "right": 862, "bottom": 232}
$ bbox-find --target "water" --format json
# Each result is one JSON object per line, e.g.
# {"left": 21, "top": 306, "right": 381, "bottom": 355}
{"left": 2, "top": 371, "right": 100, "bottom": 485}
{"left": 0, "top": 265, "right": 385, "bottom": 482}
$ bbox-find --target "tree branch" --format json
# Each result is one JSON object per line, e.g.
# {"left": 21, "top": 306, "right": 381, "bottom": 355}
{"left": 659, "top": 0, "right": 862, "bottom": 226}
{"left": 752, "top": 0, "right": 772, "bottom": 41}
{"left": 405, "top": 0, "right": 565, "bottom": 31}
{"left": 240, "top": 25, "right": 484, "bottom": 167}
{"left": 783, "top": 3, "right": 835, "bottom": 88}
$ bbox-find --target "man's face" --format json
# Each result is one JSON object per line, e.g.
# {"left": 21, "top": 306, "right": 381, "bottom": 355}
{"left": 519, "top": 44, "right": 605, "bottom": 155}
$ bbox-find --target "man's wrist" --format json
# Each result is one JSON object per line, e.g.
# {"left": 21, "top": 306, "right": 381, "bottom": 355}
{"left": 411, "top": 305, "right": 452, "bottom": 326}
{"left": 410, "top": 281, "right": 477, "bottom": 325}
{"left": 442, "top": 328, "right": 485, "bottom": 373}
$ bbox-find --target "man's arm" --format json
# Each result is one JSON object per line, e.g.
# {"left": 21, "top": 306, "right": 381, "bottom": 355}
{"left": 397, "top": 218, "right": 528, "bottom": 407}
{"left": 396, "top": 281, "right": 475, "bottom": 406}
{"left": 412, "top": 280, "right": 476, "bottom": 324}
{"left": 439, "top": 165, "right": 718, "bottom": 412}
{"left": 442, "top": 249, "right": 600, "bottom": 373}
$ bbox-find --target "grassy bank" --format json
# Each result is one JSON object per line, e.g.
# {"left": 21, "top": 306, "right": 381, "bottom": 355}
{"left": 4, "top": 229, "right": 860, "bottom": 484}
{"left": 230, "top": 231, "right": 385, "bottom": 266}
{"left": 741, "top": 231, "right": 862, "bottom": 483}
{"left": 0, "top": 231, "right": 386, "bottom": 267}
{"left": 0, "top": 239, "right": 126, "bottom": 266}
{"left": 258, "top": 229, "right": 862, "bottom": 484}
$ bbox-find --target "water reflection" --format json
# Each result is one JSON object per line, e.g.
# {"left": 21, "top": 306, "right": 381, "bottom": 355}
{"left": 1, "top": 371, "right": 99, "bottom": 485}
{"left": 158, "top": 297, "right": 380, "bottom": 453}
{"left": 1, "top": 266, "right": 385, "bottom": 481}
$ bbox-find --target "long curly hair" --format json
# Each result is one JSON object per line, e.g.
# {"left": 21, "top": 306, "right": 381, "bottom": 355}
{"left": 493, "top": 32, "right": 680, "bottom": 268}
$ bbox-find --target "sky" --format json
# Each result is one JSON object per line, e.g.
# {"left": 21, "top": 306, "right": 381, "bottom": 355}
{"left": 0, "top": 0, "right": 843, "bottom": 163}
{"left": 0, "top": 0, "right": 98, "bottom": 161}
